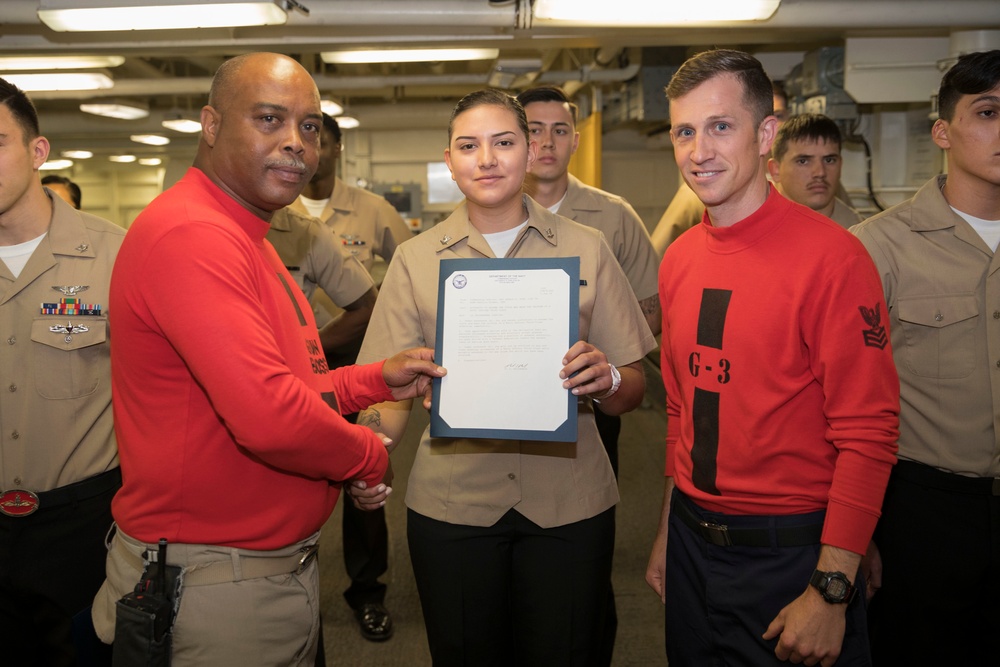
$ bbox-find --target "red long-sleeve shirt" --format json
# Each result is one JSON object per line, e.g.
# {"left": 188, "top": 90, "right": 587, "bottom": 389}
{"left": 110, "top": 168, "right": 390, "bottom": 550}
{"left": 659, "top": 188, "right": 899, "bottom": 554}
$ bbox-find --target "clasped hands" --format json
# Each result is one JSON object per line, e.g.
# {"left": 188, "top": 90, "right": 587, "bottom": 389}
{"left": 349, "top": 341, "right": 613, "bottom": 510}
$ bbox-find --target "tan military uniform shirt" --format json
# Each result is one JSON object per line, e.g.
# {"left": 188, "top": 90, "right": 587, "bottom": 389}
{"left": 266, "top": 207, "right": 374, "bottom": 327}
{"left": 829, "top": 197, "right": 863, "bottom": 230}
{"left": 358, "top": 196, "right": 656, "bottom": 528}
{"left": 651, "top": 182, "right": 703, "bottom": 257}
{"left": 0, "top": 194, "right": 124, "bottom": 492}
{"left": 557, "top": 174, "right": 659, "bottom": 301}
{"left": 853, "top": 175, "right": 1000, "bottom": 477}
{"left": 289, "top": 177, "right": 412, "bottom": 285}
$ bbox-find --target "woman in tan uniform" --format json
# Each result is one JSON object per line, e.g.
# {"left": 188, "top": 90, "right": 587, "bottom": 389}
{"left": 353, "top": 89, "right": 655, "bottom": 665}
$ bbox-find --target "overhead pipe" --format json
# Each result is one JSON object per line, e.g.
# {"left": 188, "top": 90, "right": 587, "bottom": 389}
{"left": 6, "top": 0, "right": 1000, "bottom": 32}
{"left": 537, "top": 62, "right": 640, "bottom": 85}
{"left": 5, "top": 1, "right": 1000, "bottom": 59}
{"left": 27, "top": 62, "right": 642, "bottom": 101}
{"left": 761, "top": 0, "right": 1000, "bottom": 29}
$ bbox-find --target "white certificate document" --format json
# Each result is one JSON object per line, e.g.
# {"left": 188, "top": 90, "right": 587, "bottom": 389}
{"left": 430, "top": 257, "right": 579, "bottom": 442}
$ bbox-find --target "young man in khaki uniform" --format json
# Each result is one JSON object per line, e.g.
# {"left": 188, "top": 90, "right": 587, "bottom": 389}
{"left": 516, "top": 84, "right": 660, "bottom": 665}
{"left": 267, "top": 204, "right": 380, "bottom": 663}
{"left": 768, "top": 113, "right": 862, "bottom": 230}
{"left": 0, "top": 76, "right": 124, "bottom": 666}
{"left": 852, "top": 49, "right": 1000, "bottom": 667}
{"left": 290, "top": 114, "right": 412, "bottom": 287}
{"left": 517, "top": 85, "right": 661, "bottom": 454}
{"left": 287, "top": 113, "right": 412, "bottom": 641}
{"left": 266, "top": 206, "right": 377, "bottom": 358}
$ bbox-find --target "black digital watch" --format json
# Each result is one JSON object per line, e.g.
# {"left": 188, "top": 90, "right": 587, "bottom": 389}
{"left": 809, "top": 569, "right": 858, "bottom": 605}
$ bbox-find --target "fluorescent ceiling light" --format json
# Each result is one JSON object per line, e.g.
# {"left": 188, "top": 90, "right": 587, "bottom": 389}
{"left": 336, "top": 116, "right": 360, "bottom": 129}
{"left": 0, "top": 55, "right": 124, "bottom": 70}
{"left": 5, "top": 71, "right": 113, "bottom": 92}
{"left": 109, "top": 154, "right": 137, "bottom": 163}
{"left": 533, "top": 0, "right": 780, "bottom": 24}
{"left": 161, "top": 114, "right": 201, "bottom": 133}
{"left": 320, "top": 99, "right": 344, "bottom": 116}
{"left": 321, "top": 48, "right": 500, "bottom": 65}
{"left": 139, "top": 158, "right": 163, "bottom": 166}
{"left": 81, "top": 100, "right": 149, "bottom": 120}
{"left": 131, "top": 134, "right": 170, "bottom": 146}
{"left": 40, "top": 159, "right": 74, "bottom": 170}
{"left": 38, "top": 0, "right": 287, "bottom": 32}
{"left": 62, "top": 150, "right": 94, "bottom": 159}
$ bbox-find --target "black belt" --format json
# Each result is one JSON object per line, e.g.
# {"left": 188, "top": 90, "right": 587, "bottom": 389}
{"left": 673, "top": 493, "right": 823, "bottom": 548}
{"left": 894, "top": 459, "right": 1000, "bottom": 497}
{"left": 0, "top": 467, "right": 121, "bottom": 518}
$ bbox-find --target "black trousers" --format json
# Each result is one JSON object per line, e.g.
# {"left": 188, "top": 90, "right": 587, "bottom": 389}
{"left": 593, "top": 407, "right": 621, "bottom": 478}
{"left": 592, "top": 407, "right": 620, "bottom": 667}
{"left": 0, "top": 473, "right": 118, "bottom": 667}
{"left": 407, "top": 507, "right": 615, "bottom": 667}
{"left": 341, "top": 500, "right": 388, "bottom": 608}
{"left": 664, "top": 490, "right": 871, "bottom": 667}
{"left": 315, "top": 394, "right": 390, "bottom": 664}
{"left": 339, "top": 411, "right": 389, "bottom": 609}
{"left": 868, "top": 460, "right": 1000, "bottom": 667}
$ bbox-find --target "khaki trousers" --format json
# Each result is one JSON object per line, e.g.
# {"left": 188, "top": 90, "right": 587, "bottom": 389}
{"left": 93, "top": 527, "right": 321, "bottom": 667}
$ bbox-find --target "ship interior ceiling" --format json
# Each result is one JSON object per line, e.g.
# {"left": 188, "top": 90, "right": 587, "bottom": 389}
{"left": 3, "top": 0, "right": 1000, "bottom": 229}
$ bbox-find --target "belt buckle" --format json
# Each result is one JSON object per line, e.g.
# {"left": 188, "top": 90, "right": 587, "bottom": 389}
{"left": 296, "top": 544, "right": 319, "bottom": 574}
{"left": 0, "top": 489, "right": 40, "bottom": 517}
{"left": 698, "top": 520, "right": 733, "bottom": 547}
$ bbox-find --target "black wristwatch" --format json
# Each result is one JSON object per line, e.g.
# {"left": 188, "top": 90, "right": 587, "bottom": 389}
{"left": 809, "top": 570, "right": 858, "bottom": 605}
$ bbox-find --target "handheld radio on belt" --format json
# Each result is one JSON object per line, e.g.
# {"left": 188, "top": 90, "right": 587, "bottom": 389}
{"left": 113, "top": 538, "right": 180, "bottom": 667}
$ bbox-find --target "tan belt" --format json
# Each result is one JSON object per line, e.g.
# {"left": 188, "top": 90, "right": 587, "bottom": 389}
{"left": 115, "top": 534, "right": 319, "bottom": 587}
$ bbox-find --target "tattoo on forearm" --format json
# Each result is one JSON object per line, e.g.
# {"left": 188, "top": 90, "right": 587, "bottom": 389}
{"left": 357, "top": 409, "right": 382, "bottom": 429}
{"left": 639, "top": 295, "right": 659, "bottom": 317}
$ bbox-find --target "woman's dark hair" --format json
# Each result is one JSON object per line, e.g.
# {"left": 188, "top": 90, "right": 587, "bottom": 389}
{"left": 448, "top": 89, "right": 529, "bottom": 142}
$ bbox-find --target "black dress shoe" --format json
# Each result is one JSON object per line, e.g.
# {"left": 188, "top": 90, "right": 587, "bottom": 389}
{"left": 355, "top": 603, "right": 394, "bottom": 642}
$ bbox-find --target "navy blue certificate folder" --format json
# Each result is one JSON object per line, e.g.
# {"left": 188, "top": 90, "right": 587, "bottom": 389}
{"left": 430, "top": 256, "right": 580, "bottom": 442}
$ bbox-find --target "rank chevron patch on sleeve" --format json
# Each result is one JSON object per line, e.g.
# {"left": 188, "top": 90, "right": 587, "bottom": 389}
{"left": 858, "top": 303, "right": 889, "bottom": 350}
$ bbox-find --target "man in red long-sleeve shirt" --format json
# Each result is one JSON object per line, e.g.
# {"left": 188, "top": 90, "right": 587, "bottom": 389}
{"left": 645, "top": 49, "right": 899, "bottom": 667}
{"left": 90, "top": 52, "right": 444, "bottom": 667}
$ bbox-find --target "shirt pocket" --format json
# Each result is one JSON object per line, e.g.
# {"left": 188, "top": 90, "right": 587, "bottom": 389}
{"left": 30, "top": 316, "right": 109, "bottom": 399}
{"left": 338, "top": 240, "right": 372, "bottom": 268}
{"left": 895, "top": 294, "right": 978, "bottom": 379}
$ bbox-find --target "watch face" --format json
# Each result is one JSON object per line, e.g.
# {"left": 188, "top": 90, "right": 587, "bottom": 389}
{"left": 811, "top": 570, "right": 854, "bottom": 604}
{"left": 826, "top": 577, "right": 848, "bottom": 599}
